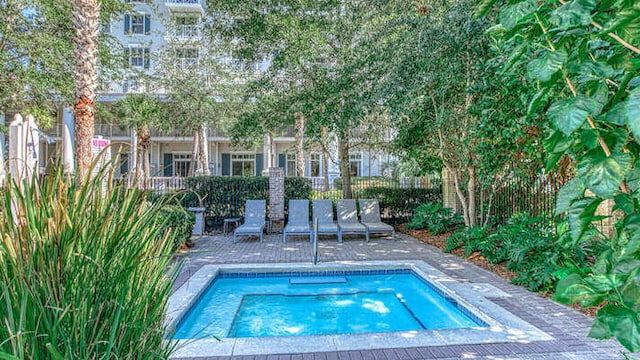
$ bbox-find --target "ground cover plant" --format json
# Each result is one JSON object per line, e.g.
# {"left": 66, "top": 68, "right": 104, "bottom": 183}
{"left": 407, "top": 202, "right": 463, "bottom": 235}
{"left": 445, "top": 213, "right": 592, "bottom": 293}
{"left": 0, "top": 164, "right": 177, "bottom": 359}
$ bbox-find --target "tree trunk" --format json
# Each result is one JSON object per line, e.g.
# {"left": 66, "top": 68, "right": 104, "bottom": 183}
{"left": 190, "top": 129, "right": 199, "bottom": 177}
{"left": 338, "top": 138, "right": 352, "bottom": 199}
{"left": 71, "top": 0, "right": 99, "bottom": 178}
{"left": 321, "top": 127, "right": 330, "bottom": 191}
{"left": 197, "top": 125, "right": 209, "bottom": 175}
{"left": 137, "top": 125, "right": 151, "bottom": 188}
{"left": 467, "top": 165, "right": 477, "bottom": 227}
{"left": 295, "top": 113, "right": 305, "bottom": 177}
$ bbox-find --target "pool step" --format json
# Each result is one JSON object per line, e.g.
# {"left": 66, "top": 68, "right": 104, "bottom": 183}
{"left": 289, "top": 276, "right": 347, "bottom": 284}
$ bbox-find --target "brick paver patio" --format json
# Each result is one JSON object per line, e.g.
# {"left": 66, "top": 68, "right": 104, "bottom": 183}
{"left": 172, "top": 232, "right": 633, "bottom": 360}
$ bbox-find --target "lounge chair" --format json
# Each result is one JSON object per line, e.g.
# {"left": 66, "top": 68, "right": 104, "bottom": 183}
{"left": 233, "top": 200, "right": 266, "bottom": 243}
{"left": 312, "top": 199, "right": 339, "bottom": 241}
{"left": 359, "top": 199, "right": 395, "bottom": 240}
{"left": 283, "top": 199, "right": 312, "bottom": 242}
{"left": 337, "top": 199, "right": 369, "bottom": 242}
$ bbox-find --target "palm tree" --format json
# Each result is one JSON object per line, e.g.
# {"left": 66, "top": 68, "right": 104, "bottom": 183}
{"left": 71, "top": 0, "right": 99, "bottom": 178}
{"left": 112, "top": 94, "right": 161, "bottom": 188}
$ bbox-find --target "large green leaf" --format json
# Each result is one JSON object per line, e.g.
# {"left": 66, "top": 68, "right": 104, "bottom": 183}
{"left": 527, "top": 86, "right": 551, "bottom": 115}
{"left": 550, "top": 0, "right": 597, "bottom": 28}
{"left": 556, "top": 177, "right": 586, "bottom": 214}
{"left": 604, "top": 102, "right": 627, "bottom": 126}
{"left": 590, "top": 304, "right": 640, "bottom": 351}
{"left": 543, "top": 130, "right": 575, "bottom": 170}
{"left": 577, "top": 150, "right": 632, "bottom": 198}
{"left": 567, "top": 197, "right": 603, "bottom": 242}
{"left": 626, "top": 87, "right": 640, "bottom": 143}
{"left": 499, "top": 0, "right": 538, "bottom": 30}
{"left": 547, "top": 95, "right": 598, "bottom": 135}
{"left": 554, "top": 273, "right": 605, "bottom": 305}
{"left": 601, "top": 6, "right": 640, "bottom": 34}
{"left": 614, "top": 193, "right": 635, "bottom": 214}
{"left": 527, "top": 50, "right": 567, "bottom": 82}
{"left": 627, "top": 168, "right": 640, "bottom": 194}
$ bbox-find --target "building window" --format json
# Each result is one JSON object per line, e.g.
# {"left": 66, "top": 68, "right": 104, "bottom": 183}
{"left": 125, "top": 14, "right": 150, "bottom": 35}
{"left": 173, "top": 154, "right": 192, "bottom": 177}
{"left": 349, "top": 153, "right": 361, "bottom": 177}
{"left": 173, "top": 16, "right": 200, "bottom": 37}
{"left": 231, "top": 154, "right": 255, "bottom": 176}
{"left": 122, "top": 79, "right": 138, "bottom": 93}
{"left": 127, "top": 47, "right": 150, "bottom": 68}
{"left": 310, "top": 153, "right": 321, "bottom": 177}
{"left": 286, "top": 153, "right": 297, "bottom": 177}
{"left": 175, "top": 48, "right": 199, "bottom": 69}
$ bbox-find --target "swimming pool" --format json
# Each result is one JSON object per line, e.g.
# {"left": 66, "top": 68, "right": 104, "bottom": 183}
{"left": 166, "top": 261, "right": 553, "bottom": 357}
{"left": 173, "top": 270, "right": 487, "bottom": 339}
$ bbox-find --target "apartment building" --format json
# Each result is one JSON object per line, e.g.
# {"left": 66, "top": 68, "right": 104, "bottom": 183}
{"left": 39, "top": 0, "right": 391, "bottom": 187}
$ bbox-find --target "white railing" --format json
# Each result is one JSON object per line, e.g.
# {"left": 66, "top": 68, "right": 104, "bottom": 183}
{"left": 167, "top": 24, "right": 201, "bottom": 39}
{"left": 165, "top": 0, "right": 202, "bottom": 5}
{"left": 144, "top": 177, "right": 186, "bottom": 194}
{"left": 308, "top": 177, "right": 327, "bottom": 190}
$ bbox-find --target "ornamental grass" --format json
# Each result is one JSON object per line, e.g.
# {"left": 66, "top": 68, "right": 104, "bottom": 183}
{"left": 0, "top": 162, "right": 177, "bottom": 359}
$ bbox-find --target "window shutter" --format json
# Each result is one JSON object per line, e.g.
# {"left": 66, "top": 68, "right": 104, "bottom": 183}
{"left": 163, "top": 153, "right": 173, "bottom": 176}
{"left": 144, "top": 16, "right": 150, "bottom": 34}
{"left": 278, "top": 154, "right": 286, "bottom": 168}
{"left": 143, "top": 48, "right": 150, "bottom": 69}
{"left": 124, "top": 15, "right": 130, "bottom": 34}
{"left": 255, "top": 153, "right": 264, "bottom": 176}
{"left": 221, "top": 154, "right": 230, "bottom": 176}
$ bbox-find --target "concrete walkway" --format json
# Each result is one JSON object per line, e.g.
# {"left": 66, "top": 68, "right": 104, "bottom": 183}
{"left": 172, "top": 232, "right": 632, "bottom": 360}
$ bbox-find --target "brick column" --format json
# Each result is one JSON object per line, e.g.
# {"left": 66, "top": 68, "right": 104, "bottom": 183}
{"left": 442, "top": 167, "right": 460, "bottom": 213}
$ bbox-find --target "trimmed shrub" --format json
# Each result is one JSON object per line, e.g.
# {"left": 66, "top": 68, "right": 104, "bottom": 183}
{"left": 312, "top": 186, "right": 441, "bottom": 224}
{"left": 181, "top": 176, "right": 312, "bottom": 230}
{"left": 158, "top": 205, "right": 195, "bottom": 250}
{"left": 0, "top": 164, "right": 176, "bottom": 359}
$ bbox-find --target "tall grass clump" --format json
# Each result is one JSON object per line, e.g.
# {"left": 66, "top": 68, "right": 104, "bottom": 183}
{"left": 0, "top": 162, "right": 177, "bottom": 359}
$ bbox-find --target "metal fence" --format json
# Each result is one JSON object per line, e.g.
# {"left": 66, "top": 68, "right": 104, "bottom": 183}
{"left": 480, "top": 173, "right": 566, "bottom": 225}
{"left": 143, "top": 174, "right": 442, "bottom": 227}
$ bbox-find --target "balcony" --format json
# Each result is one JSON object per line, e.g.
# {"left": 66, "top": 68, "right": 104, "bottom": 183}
{"left": 166, "top": 24, "right": 202, "bottom": 41}
{"left": 165, "top": 0, "right": 204, "bottom": 14}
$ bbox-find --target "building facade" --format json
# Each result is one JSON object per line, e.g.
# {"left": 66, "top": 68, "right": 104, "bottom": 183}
{"left": 36, "top": 0, "right": 392, "bottom": 188}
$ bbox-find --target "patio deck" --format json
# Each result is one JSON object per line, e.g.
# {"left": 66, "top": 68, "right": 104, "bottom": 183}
{"left": 171, "top": 233, "right": 631, "bottom": 360}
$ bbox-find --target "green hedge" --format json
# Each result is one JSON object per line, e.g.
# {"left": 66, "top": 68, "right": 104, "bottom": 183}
{"left": 355, "top": 187, "right": 442, "bottom": 224}
{"left": 157, "top": 205, "right": 195, "bottom": 250}
{"left": 313, "top": 187, "right": 442, "bottom": 224}
{"left": 180, "top": 176, "right": 312, "bottom": 230}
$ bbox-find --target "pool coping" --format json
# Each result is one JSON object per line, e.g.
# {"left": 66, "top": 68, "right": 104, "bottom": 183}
{"left": 166, "top": 260, "right": 554, "bottom": 358}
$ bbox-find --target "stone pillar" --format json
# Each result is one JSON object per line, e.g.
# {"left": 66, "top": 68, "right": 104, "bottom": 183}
{"left": 62, "top": 107, "right": 75, "bottom": 174}
{"left": 442, "top": 168, "right": 460, "bottom": 213}
{"left": 269, "top": 167, "right": 285, "bottom": 232}
{"left": 8, "top": 114, "right": 25, "bottom": 184}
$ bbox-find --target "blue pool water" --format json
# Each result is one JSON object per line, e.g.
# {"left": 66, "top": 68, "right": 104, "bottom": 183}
{"left": 173, "top": 270, "right": 486, "bottom": 339}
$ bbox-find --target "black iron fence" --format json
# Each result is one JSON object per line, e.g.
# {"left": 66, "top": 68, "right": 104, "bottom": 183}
{"left": 480, "top": 173, "right": 566, "bottom": 225}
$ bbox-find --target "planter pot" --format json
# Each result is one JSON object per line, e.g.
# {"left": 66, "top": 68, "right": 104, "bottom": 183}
{"left": 187, "top": 207, "right": 206, "bottom": 236}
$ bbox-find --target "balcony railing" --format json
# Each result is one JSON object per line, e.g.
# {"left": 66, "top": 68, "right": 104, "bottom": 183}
{"left": 166, "top": 24, "right": 202, "bottom": 40}
{"left": 165, "top": 0, "right": 204, "bottom": 14}
{"left": 46, "top": 123, "right": 130, "bottom": 139}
